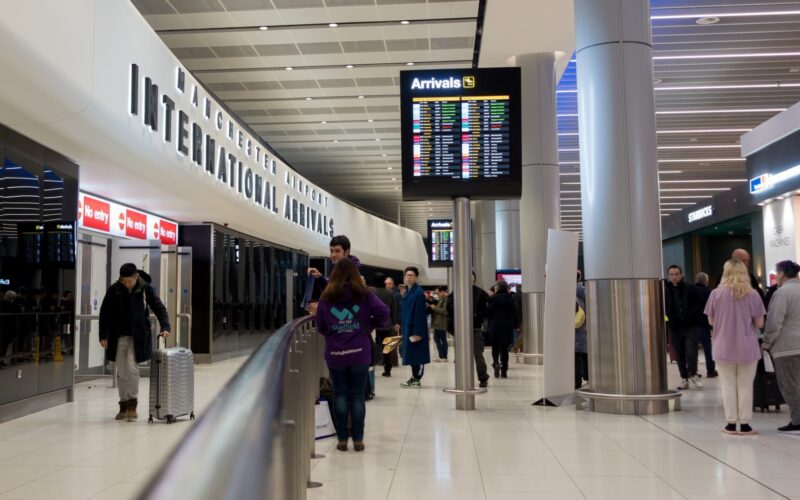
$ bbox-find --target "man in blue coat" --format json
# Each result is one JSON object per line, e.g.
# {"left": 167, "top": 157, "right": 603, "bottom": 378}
{"left": 400, "top": 266, "right": 430, "bottom": 388}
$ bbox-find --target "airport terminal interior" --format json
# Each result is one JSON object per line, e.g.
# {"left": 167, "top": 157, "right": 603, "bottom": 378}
{"left": 2, "top": 0, "right": 800, "bottom": 499}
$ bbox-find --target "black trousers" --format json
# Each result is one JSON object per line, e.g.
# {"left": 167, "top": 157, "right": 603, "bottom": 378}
{"left": 473, "top": 329, "right": 489, "bottom": 382}
{"left": 375, "top": 329, "right": 397, "bottom": 374}
{"left": 491, "top": 339, "right": 510, "bottom": 372}
{"left": 670, "top": 326, "right": 700, "bottom": 379}
{"left": 574, "top": 352, "right": 589, "bottom": 389}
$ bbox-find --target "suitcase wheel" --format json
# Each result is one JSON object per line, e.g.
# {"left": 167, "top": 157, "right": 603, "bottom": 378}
{"left": 190, "top": 412, "right": 195, "bottom": 421}
{"left": 166, "top": 415, "right": 175, "bottom": 424}
{"left": 148, "top": 415, "right": 154, "bottom": 424}
{"left": 776, "top": 405, "right": 781, "bottom": 412}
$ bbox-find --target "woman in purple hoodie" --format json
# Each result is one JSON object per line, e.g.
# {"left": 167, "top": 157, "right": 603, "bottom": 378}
{"left": 316, "top": 258, "right": 390, "bottom": 452}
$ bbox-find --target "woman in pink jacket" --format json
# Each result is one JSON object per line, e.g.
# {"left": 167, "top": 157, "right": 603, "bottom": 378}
{"left": 704, "top": 259, "right": 766, "bottom": 435}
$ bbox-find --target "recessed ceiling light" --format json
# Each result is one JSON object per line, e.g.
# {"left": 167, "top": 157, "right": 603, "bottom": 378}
{"left": 285, "top": 66, "right": 294, "bottom": 71}
{"left": 333, "top": 139, "right": 339, "bottom": 143}
{"left": 400, "top": 20, "right": 410, "bottom": 25}
{"left": 305, "top": 97, "right": 312, "bottom": 101}
{"left": 653, "top": 78, "right": 662, "bottom": 84}
{"left": 657, "top": 128, "right": 751, "bottom": 134}
{"left": 368, "top": 119, "right": 374, "bottom": 122}
{"left": 321, "top": 120, "right": 327, "bottom": 124}
{"left": 345, "top": 64, "right": 354, "bottom": 69}
{"left": 258, "top": 26, "right": 268, "bottom": 31}
{"left": 329, "top": 23, "right": 338, "bottom": 27}
{"left": 357, "top": 95, "right": 365, "bottom": 99}
{"left": 392, "top": 178, "right": 396, "bottom": 181}
{"left": 688, "top": 137, "right": 698, "bottom": 142}
{"left": 696, "top": 16, "right": 720, "bottom": 25}
{"left": 657, "top": 158, "right": 745, "bottom": 162}
{"left": 394, "top": 187, "right": 399, "bottom": 190}
{"left": 406, "top": 62, "right": 415, "bottom": 66}
{"left": 383, "top": 154, "right": 388, "bottom": 157}
{"left": 653, "top": 51, "right": 800, "bottom": 61}
{"left": 790, "top": 68, "right": 800, "bottom": 73}
{"left": 375, "top": 138, "right": 381, "bottom": 141}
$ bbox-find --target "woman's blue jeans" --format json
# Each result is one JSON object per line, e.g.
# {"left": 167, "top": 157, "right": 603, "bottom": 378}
{"left": 328, "top": 364, "right": 369, "bottom": 442}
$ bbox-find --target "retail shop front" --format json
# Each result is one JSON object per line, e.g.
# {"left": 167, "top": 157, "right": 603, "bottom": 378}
{"left": 743, "top": 101, "right": 800, "bottom": 286}
{"left": 661, "top": 185, "right": 765, "bottom": 288}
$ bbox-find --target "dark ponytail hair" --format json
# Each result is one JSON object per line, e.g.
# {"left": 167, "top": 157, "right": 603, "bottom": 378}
{"left": 777, "top": 260, "right": 800, "bottom": 279}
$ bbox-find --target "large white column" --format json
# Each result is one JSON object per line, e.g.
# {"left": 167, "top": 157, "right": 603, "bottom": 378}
{"left": 495, "top": 200, "right": 520, "bottom": 270}
{"left": 575, "top": 0, "right": 669, "bottom": 414}
{"left": 515, "top": 52, "right": 561, "bottom": 364}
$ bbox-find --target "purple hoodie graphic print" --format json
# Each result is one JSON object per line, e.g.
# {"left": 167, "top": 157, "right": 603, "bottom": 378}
{"left": 315, "top": 288, "right": 390, "bottom": 369}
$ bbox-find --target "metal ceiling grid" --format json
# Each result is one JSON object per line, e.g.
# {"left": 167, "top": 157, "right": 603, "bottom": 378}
{"left": 133, "top": 0, "right": 800, "bottom": 238}
{"left": 556, "top": 0, "right": 800, "bottom": 238}
{"left": 133, "top": 0, "right": 477, "bottom": 230}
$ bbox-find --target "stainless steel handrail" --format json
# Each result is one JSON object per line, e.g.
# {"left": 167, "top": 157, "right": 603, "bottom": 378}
{"left": 139, "top": 315, "right": 324, "bottom": 500}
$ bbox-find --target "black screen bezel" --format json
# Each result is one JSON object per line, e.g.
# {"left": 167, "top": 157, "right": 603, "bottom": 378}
{"left": 400, "top": 67, "right": 522, "bottom": 201}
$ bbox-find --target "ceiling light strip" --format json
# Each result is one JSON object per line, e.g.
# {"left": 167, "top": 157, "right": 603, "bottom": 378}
{"left": 194, "top": 60, "right": 473, "bottom": 75}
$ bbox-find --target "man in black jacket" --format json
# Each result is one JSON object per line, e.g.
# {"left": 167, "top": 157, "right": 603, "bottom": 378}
{"left": 447, "top": 272, "right": 490, "bottom": 388}
{"left": 99, "top": 263, "right": 171, "bottom": 422}
{"left": 694, "top": 272, "right": 718, "bottom": 378}
{"left": 665, "top": 265, "right": 704, "bottom": 390}
{"left": 372, "top": 273, "right": 397, "bottom": 377}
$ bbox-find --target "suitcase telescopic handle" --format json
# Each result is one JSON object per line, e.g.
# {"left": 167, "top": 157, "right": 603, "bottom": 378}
{"left": 157, "top": 333, "right": 167, "bottom": 350}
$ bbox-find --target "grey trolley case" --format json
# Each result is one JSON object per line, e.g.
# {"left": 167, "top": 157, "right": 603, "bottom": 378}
{"left": 149, "top": 335, "right": 195, "bottom": 424}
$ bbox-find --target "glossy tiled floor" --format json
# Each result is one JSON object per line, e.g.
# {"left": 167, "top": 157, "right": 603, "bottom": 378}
{"left": 1, "top": 348, "right": 799, "bottom": 499}
{"left": 308, "top": 349, "right": 800, "bottom": 500}
{"left": 0, "top": 357, "right": 246, "bottom": 500}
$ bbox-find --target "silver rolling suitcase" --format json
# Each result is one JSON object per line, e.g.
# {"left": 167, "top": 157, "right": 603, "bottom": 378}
{"left": 148, "top": 336, "right": 195, "bottom": 424}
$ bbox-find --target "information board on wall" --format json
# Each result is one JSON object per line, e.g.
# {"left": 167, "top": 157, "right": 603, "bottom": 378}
{"left": 427, "top": 219, "right": 454, "bottom": 268}
{"left": 400, "top": 68, "right": 522, "bottom": 200}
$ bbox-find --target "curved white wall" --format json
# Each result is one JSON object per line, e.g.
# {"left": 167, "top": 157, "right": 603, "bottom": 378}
{"left": 0, "top": 0, "right": 438, "bottom": 279}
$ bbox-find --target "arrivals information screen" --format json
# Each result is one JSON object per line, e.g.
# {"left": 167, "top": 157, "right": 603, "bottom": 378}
{"left": 427, "top": 219, "right": 454, "bottom": 268}
{"left": 400, "top": 68, "right": 521, "bottom": 200}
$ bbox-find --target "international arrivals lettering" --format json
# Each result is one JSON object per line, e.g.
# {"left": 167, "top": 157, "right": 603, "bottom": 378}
{"left": 129, "top": 63, "right": 334, "bottom": 237}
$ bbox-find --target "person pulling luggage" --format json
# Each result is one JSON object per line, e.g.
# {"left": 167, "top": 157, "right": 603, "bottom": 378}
{"left": 99, "top": 263, "right": 171, "bottom": 422}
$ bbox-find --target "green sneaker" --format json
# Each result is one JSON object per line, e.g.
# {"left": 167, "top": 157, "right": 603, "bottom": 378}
{"left": 401, "top": 378, "right": 421, "bottom": 388}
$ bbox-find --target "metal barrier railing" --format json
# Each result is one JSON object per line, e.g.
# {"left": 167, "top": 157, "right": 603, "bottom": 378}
{"left": 138, "top": 315, "right": 325, "bottom": 500}
{"left": 575, "top": 388, "right": 682, "bottom": 412}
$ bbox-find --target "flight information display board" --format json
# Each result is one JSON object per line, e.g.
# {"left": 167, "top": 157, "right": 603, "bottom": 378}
{"left": 427, "top": 219, "right": 454, "bottom": 268}
{"left": 401, "top": 68, "right": 522, "bottom": 200}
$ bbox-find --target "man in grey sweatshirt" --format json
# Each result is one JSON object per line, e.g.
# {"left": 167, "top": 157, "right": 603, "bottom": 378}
{"left": 764, "top": 260, "right": 800, "bottom": 435}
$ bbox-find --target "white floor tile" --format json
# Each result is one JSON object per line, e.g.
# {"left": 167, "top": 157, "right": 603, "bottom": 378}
{"left": 2, "top": 344, "right": 800, "bottom": 500}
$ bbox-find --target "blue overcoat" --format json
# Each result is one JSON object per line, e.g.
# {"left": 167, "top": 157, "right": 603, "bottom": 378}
{"left": 401, "top": 284, "right": 430, "bottom": 366}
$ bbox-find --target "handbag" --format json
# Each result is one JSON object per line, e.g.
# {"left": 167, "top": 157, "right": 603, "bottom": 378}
{"left": 575, "top": 299, "right": 586, "bottom": 329}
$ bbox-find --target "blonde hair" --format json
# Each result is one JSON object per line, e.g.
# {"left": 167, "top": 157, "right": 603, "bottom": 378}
{"left": 720, "top": 259, "right": 752, "bottom": 299}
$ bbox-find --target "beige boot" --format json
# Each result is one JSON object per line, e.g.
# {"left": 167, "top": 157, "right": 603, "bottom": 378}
{"left": 115, "top": 401, "right": 127, "bottom": 420}
{"left": 126, "top": 399, "right": 138, "bottom": 422}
